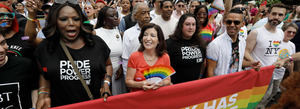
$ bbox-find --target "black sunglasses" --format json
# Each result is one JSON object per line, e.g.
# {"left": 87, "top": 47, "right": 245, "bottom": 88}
{"left": 225, "top": 20, "right": 241, "bottom": 25}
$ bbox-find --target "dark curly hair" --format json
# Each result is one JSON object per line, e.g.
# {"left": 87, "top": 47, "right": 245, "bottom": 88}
{"left": 42, "top": 2, "right": 94, "bottom": 53}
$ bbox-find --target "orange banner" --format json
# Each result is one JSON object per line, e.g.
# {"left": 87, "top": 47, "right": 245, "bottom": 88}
{"left": 52, "top": 66, "right": 275, "bottom": 109}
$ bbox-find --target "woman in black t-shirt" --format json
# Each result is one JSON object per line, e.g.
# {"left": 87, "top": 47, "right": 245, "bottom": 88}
{"left": 35, "top": 2, "right": 112, "bottom": 108}
{"left": 166, "top": 14, "right": 206, "bottom": 84}
{"left": 0, "top": 3, "right": 35, "bottom": 58}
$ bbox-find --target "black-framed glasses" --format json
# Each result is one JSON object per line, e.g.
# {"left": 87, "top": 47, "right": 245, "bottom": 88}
{"left": 225, "top": 20, "right": 241, "bottom": 25}
{"left": 0, "top": 12, "right": 15, "bottom": 20}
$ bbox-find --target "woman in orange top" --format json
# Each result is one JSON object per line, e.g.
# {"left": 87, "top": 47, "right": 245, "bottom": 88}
{"left": 125, "top": 23, "right": 171, "bottom": 91}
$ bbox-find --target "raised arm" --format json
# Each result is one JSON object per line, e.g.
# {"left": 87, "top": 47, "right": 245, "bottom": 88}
{"left": 25, "top": 0, "right": 43, "bottom": 46}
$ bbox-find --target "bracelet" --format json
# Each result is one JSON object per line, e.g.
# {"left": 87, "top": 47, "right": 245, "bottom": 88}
{"left": 27, "top": 16, "right": 38, "bottom": 22}
{"left": 38, "top": 91, "right": 49, "bottom": 95}
{"left": 38, "top": 86, "right": 47, "bottom": 90}
{"left": 104, "top": 80, "right": 111, "bottom": 86}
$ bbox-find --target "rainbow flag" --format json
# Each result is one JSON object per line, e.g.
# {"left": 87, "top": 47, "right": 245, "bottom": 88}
{"left": 208, "top": 7, "right": 219, "bottom": 19}
{"left": 141, "top": 65, "right": 175, "bottom": 83}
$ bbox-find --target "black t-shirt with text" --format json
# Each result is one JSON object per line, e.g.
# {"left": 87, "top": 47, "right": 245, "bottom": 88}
{"left": 6, "top": 31, "right": 35, "bottom": 59}
{"left": 0, "top": 56, "right": 38, "bottom": 109}
{"left": 35, "top": 35, "right": 110, "bottom": 107}
{"left": 166, "top": 38, "right": 206, "bottom": 84}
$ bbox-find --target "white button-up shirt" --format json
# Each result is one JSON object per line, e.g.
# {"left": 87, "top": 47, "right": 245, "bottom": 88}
{"left": 121, "top": 24, "right": 141, "bottom": 75}
{"left": 207, "top": 32, "right": 246, "bottom": 76}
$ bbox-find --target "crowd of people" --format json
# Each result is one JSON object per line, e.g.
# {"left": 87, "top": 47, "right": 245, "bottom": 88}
{"left": 1, "top": 0, "right": 300, "bottom": 108}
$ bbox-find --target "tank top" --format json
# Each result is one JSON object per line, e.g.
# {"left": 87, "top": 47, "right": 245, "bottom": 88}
{"left": 251, "top": 26, "right": 284, "bottom": 66}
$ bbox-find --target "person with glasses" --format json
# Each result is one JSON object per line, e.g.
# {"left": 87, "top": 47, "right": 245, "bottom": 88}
{"left": 207, "top": 8, "right": 250, "bottom": 77}
{"left": 0, "top": 3, "right": 35, "bottom": 59}
{"left": 172, "top": 0, "right": 186, "bottom": 19}
{"left": 232, "top": 3, "right": 250, "bottom": 40}
{"left": 267, "top": 22, "right": 298, "bottom": 106}
{"left": 243, "top": 3, "right": 287, "bottom": 108}
{"left": 166, "top": 14, "right": 206, "bottom": 84}
{"left": 83, "top": 2, "right": 97, "bottom": 26}
{"left": 35, "top": 2, "right": 112, "bottom": 108}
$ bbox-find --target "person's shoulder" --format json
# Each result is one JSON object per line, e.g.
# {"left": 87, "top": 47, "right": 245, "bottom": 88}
{"left": 129, "top": 51, "right": 142, "bottom": 59}
{"left": 124, "top": 25, "right": 137, "bottom": 34}
{"left": 36, "top": 39, "right": 49, "bottom": 49}
{"left": 91, "top": 35, "right": 106, "bottom": 44}
{"left": 161, "top": 53, "right": 170, "bottom": 58}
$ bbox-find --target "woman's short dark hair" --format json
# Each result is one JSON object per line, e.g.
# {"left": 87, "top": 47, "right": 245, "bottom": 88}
{"left": 194, "top": 5, "right": 208, "bottom": 27}
{"left": 95, "top": 6, "right": 111, "bottom": 29}
{"left": 138, "top": 23, "right": 167, "bottom": 57}
{"left": 169, "top": 13, "right": 206, "bottom": 48}
{"left": 42, "top": 2, "right": 94, "bottom": 53}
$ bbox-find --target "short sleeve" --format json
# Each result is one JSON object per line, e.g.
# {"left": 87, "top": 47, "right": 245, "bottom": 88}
{"left": 162, "top": 53, "right": 171, "bottom": 66}
{"left": 206, "top": 42, "right": 219, "bottom": 61}
{"left": 127, "top": 52, "right": 138, "bottom": 68}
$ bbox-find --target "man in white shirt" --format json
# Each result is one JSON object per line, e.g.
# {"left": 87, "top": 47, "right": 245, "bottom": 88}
{"left": 151, "top": 0, "right": 178, "bottom": 39}
{"left": 207, "top": 8, "right": 250, "bottom": 77}
{"left": 122, "top": 3, "right": 150, "bottom": 75}
{"left": 244, "top": 3, "right": 286, "bottom": 108}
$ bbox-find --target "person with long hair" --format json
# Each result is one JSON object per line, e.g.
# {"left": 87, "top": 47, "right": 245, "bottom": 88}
{"left": 95, "top": 6, "right": 127, "bottom": 95}
{"left": 126, "top": 23, "right": 171, "bottom": 92}
{"left": 35, "top": 2, "right": 112, "bottom": 108}
{"left": 83, "top": 3, "right": 97, "bottom": 26}
{"left": 166, "top": 13, "right": 206, "bottom": 84}
{"left": 118, "top": 0, "right": 131, "bottom": 19}
{"left": 194, "top": 5, "right": 214, "bottom": 43}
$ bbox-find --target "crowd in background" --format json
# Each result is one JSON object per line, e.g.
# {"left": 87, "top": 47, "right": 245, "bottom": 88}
{"left": 1, "top": 0, "right": 300, "bottom": 108}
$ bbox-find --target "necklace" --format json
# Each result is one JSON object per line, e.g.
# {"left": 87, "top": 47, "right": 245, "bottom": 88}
{"left": 144, "top": 55, "right": 157, "bottom": 61}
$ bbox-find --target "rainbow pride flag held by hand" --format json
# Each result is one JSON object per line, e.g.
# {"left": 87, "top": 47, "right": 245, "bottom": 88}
{"left": 141, "top": 65, "right": 175, "bottom": 84}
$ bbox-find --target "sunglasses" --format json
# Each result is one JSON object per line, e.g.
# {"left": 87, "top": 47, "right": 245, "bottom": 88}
{"left": 237, "top": 7, "right": 246, "bottom": 11}
{"left": 0, "top": 12, "right": 15, "bottom": 20}
{"left": 287, "top": 31, "right": 297, "bottom": 34}
{"left": 225, "top": 20, "right": 241, "bottom": 25}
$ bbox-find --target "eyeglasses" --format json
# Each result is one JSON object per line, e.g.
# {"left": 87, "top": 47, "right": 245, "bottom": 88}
{"left": 225, "top": 20, "right": 241, "bottom": 25}
{"left": 287, "top": 31, "right": 297, "bottom": 34}
{"left": 0, "top": 12, "right": 15, "bottom": 20}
